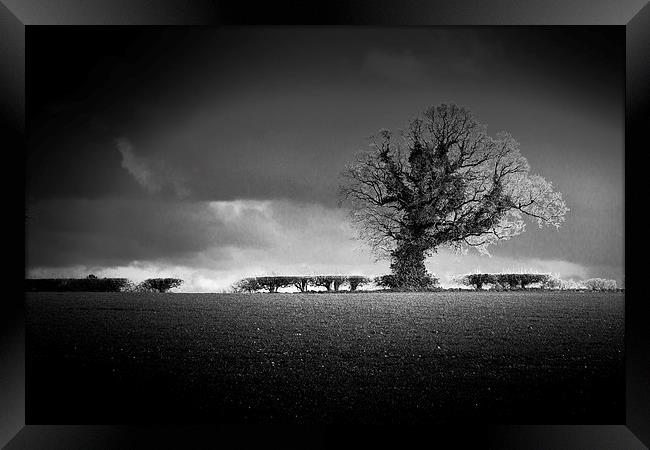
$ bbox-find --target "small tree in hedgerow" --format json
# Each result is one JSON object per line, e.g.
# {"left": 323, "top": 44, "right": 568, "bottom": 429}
{"left": 232, "top": 277, "right": 262, "bottom": 293}
{"left": 542, "top": 275, "right": 563, "bottom": 290}
{"left": 292, "top": 276, "right": 310, "bottom": 292}
{"left": 517, "top": 273, "right": 551, "bottom": 289}
{"left": 493, "top": 273, "right": 550, "bottom": 290}
{"left": 331, "top": 276, "right": 347, "bottom": 292}
{"left": 584, "top": 278, "right": 617, "bottom": 291}
{"left": 339, "top": 103, "right": 568, "bottom": 290}
{"left": 255, "top": 276, "right": 294, "bottom": 293}
{"left": 138, "top": 278, "right": 183, "bottom": 293}
{"left": 312, "top": 276, "right": 334, "bottom": 291}
{"left": 348, "top": 276, "right": 371, "bottom": 291}
{"left": 459, "top": 273, "right": 497, "bottom": 290}
{"left": 497, "top": 273, "right": 523, "bottom": 290}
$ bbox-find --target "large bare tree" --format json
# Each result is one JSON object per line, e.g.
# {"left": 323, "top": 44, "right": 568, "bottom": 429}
{"left": 339, "top": 104, "right": 568, "bottom": 289}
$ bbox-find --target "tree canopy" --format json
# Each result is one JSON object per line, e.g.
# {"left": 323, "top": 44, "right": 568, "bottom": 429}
{"left": 339, "top": 104, "right": 568, "bottom": 289}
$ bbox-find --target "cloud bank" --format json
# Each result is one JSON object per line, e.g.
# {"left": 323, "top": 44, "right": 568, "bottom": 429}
{"left": 27, "top": 197, "right": 603, "bottom": 292}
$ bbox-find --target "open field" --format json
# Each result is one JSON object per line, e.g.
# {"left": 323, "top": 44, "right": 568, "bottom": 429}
{"left": 26, "top": 291, "right": 624, "bottom": 424}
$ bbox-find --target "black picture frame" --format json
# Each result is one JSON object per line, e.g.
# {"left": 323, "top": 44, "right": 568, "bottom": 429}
{"left": 3, "top": 0, "right": 648, "bottom": 447}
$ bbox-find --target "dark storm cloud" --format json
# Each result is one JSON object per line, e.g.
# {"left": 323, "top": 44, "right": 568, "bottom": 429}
{"left": 26, "top": 198, "right": 275, "bottom": 268}
{"left": 27, "top": 28, "right": 623, "bottom": 199}
{"left": 25, "top": 27, "right": 624, "bottom": 283}
{"left": 362, "top": 48, "right": 431, "bottom": 84}
{"left": 27, "top": 28, "right": 623, "bottom": 203}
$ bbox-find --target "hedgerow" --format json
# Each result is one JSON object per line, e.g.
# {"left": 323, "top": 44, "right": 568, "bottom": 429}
{"left": 136, "top": 278, "right": 184, "bottom": 293}
{"left": 348, "top": 276, "right": 371, "bottom": 291}
{"left": 455, "top": 273, "right": 552, "bottom": 290}
{"left": 374, "top": 273, "right": 440, "bottom": 291}
{"left": 583, "top": 278, "right": 617, "bottom": 291}
{"left": 232, "top": 275, "right": 372, "bottom": 293}
{"left": 25, "top": 277, "right": 131, "bottom": 292}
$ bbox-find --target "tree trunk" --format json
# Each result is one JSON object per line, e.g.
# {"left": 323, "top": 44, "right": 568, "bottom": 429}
{"left": 390, "top": 240, "right": 433, "bottom": 290}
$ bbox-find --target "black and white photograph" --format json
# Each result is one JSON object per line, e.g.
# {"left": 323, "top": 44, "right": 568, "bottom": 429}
{"left": 24, "top": 25, "right": 626, "bottom": 426}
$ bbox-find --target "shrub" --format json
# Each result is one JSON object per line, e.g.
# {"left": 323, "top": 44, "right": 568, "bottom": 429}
{"left": 493, "top": 273, "right": 551, "bottom": 289}
{"left": 120, "top": 280, "right": 139, "bottom": 293}
{"left": 234, "top": 276, "right": 301, "bottom": 293}
{"left": 557, "top": 278, "right": 586, "bottom": 290}
{"left": 253, "top": 276, "right": 294, "bottom": 293}
{"left": 584, "top": 278, "right": 617, "bottom": 291}
{"left": 331, "top": 276, "right": 348, "bottom": 291}
{"left": 457, "top": 273, "right": 497, "bottom": 290}
{"left": 310, "top": 275, "right": 356, "bottom": 291}
{"left": 518, "top": 273, "right": 551, "bottom": 289}
{"left": 348, "top": 276, "right": 371, "bottom": 291}
{"left": 374, "top": 273, "right": 439, "bottom": 291}
{"left": 541, "top": 275, "right": 563, "bottom": 290}
{"left": 291, "top": 276, "right": 310, "bottom": 292}
{"left": 456, "top": 273, "right": 552, "bottom": 290}
{"left": 138, "top": 278, "right": 184, "bottom": 293}
{"left": 232, "top": 277, "right": 262, "bottom": 293}
{"left": 312, "top": 276, "right": 335, "bottom": 291}
{"left": 495, "top": 274, "right": 521, "bottom": 290}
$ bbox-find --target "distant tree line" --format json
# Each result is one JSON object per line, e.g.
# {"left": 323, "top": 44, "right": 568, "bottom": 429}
{"left": 25, "top": 276, "right": 183, "bottom": 293}
{"left": 25, "top": 273, "right": 619, "bottom": 294}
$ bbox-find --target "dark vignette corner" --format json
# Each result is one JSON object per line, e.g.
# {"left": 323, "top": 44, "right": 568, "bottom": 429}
{"left": 0, "top": 1, "right": 26, "bottom": 449}
{"left": 625, "top": 1, "right": 650, "bottom": 447}
{"left": 3, "top": 0, "right": 649, "bottom": 449}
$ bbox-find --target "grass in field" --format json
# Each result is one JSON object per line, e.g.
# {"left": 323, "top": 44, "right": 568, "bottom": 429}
{"left": 26, "top": 291, "right": 624, "bottom": 423}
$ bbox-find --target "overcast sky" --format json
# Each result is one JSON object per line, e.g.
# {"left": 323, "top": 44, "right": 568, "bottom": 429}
{"left": 26, "top": 27, "right": 624, "bottom": 291}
